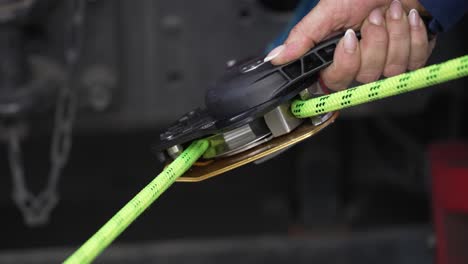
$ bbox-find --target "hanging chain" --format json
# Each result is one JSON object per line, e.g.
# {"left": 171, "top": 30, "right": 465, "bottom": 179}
{"left": 4, "top": 0, "right": 86, "bottom": 226}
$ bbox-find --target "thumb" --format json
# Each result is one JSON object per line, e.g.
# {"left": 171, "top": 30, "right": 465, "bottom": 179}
{"left": 270, "top": 2, "right": 345, "bottom": 65}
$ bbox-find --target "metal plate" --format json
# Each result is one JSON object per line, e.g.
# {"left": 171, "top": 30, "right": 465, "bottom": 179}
{"left": 177, "top": 112, "right": 339, "bottom": 182}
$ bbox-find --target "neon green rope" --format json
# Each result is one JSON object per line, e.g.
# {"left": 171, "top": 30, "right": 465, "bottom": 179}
{"left": 291, "top": 55, "right": 468, "bottom": 118}
{"left": 64, "top": 139, "right": 209, "bottom": 264}
{"left": 64, "top": 55, "right": 468, "bottom": 264}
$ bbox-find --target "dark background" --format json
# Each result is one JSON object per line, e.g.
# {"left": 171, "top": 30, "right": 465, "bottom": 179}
{"left": 0, "top": 0, "right": 467, "bottom": 263}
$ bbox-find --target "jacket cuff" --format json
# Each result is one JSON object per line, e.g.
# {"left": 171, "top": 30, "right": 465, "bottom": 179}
{"left": 419, "top": 0, "right": 468, "bottom": 32}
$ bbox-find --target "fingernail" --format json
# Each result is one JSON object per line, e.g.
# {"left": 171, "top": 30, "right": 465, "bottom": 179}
{"left": 264, "top": 45, "right": 285, "bottom": 62}
{"left": 343, "top": 29, "right": 357, "bottom": 54}
{"left": 369, "top": 8, "right": 383, "bottom": 26}
{"left": 390, "top": 0, "right": 402, "bottom": 20}
{"left": 409, "top": 9, "right": 420, "bottom": 28}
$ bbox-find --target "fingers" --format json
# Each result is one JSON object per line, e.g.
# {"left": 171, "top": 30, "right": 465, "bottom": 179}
{"left": 321, "top": 29, "right": 361, "bottom": 90}
{"left": 269, "top": 0, "right": 390, "bottom": 66}
{"left": 321, "top": 8, "right": 388, "bottom": 90}
{"left": 323, "top": 2, "right": 432, "bottom": 91}
{"left": 407, "top": 9, "right": 429, "bottom": 70}
{"left": 267, "top": 0, "right": 433, "bottom": 92}
{"left": 356, "top": 8, "right": 388, "bottom": 83}
{"left": 383, "top": 0, "right": 410, "bottom": 77}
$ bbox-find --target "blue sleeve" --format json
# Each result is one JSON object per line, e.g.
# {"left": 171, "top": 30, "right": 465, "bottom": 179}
{"left": 266, "top": 0, "right": 319, "bottom": 52}
{"left": 420, "top": 0, "right": 468, "bottom": 32}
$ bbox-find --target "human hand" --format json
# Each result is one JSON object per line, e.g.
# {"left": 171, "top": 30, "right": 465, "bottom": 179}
{"left": 267, "top": 0, "right": 436, "bottom": 90}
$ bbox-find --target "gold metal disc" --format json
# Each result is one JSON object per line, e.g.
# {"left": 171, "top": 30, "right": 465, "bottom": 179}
{"left": 176, "top": 112, "right": 339, "bottom": 182}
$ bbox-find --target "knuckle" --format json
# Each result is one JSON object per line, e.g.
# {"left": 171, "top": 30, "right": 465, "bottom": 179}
{"left": 290, "top": 22, "right": 313, "bottom": 43}
{"left": 411, "top": 36, "right": 428, "bottom": 49}
{"left": 356, "top": 72, "right": 379, "bottom": 83}
{"left": 326, "top": 80, "right": 347, "bottom": 91}
{"left": 389, "top": 31, "right": 408, "bottom": 42}
{"left": 289, "top": 25, "right": 303, "bottom": 37}
{"left": 372, "top": 29, "right": 389, "bottom": 45}
{"left": 338, "top": 62, "right": 359, "bottom": 77}
{"left": 363, "top": 26, "right": 388, "bottom": 45}
{"left": 337, "top": 53, "right": 360, "bottom": 73}
{"left": 388, "top": 26, "right": 410, "bottom": 42}
{"left": 322, "top": 69, "right": 345, "bottom": 90}
{"left": 408, "top": 60, "right": 426, "bottom": 70}
{"left": 383, "top": 64, "right": 406, "bottom": 77}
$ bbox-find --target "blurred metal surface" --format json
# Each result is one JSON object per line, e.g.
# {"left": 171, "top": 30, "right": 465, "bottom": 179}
{"left": 73, "top": 0, "right": 291, "bottom": 131}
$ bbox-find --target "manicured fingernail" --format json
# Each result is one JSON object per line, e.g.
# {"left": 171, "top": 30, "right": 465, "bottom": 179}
{"left": 369, "top": 8, "right": 383, "bottom": 26}
{"left": 390, "top": 0, "right": 402, "bottom": 20}
{"left": 264, "top": 45, "right": 284, "bottom": 62}
{"left": 409, "top": 9, "right": 420, "bottom": 28}
{"left": 344, "top": 29, "right": 357, "bottom": 54}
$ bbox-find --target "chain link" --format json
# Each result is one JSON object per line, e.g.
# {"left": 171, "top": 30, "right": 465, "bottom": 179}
{"left": 4, "top": 0, "right": 86, "bottom": 226}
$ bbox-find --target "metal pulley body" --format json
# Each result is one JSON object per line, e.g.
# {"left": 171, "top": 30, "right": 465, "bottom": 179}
{"left": 154, "top": 34, "right": 346, "bottom": 181}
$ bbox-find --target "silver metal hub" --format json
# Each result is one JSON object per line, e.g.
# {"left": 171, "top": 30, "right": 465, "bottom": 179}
{"left": 202, "top": 120, "right": 272, "bottom": 159}
{"left": 264, "top": 103, "right": 304, "bottom": 137}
